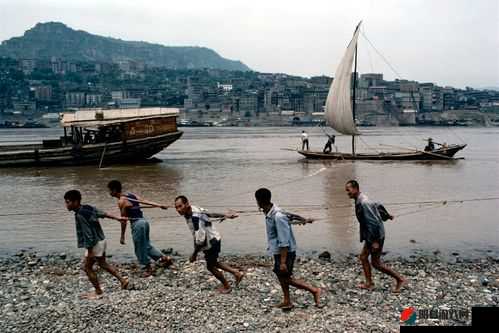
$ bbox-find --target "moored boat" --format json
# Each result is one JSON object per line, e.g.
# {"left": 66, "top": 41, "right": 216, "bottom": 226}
{"left": 0, "top": 107, "right": 183, "bottom": 167}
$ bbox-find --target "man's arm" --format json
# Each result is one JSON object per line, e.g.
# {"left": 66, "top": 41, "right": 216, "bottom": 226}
{"left": 132, "top": 194, "right": 168, "bottom": 210}
{"left": 118, "top": 198, "right": 131, "bottom": 245}
{"left": 205, "top": 210, "right": 239, "bottom": 220}
{"left": 279, "top": 246, "right": 289, "bottom": 274}
{"left": 275, "top": 213, "right": 292, "bottom": 274}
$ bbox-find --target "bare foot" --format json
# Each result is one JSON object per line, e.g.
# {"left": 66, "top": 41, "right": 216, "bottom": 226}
{"left": 393, "top": 278, "right": 407, "bottom": 294}
{"left": 121, "top": 277, "right": 130, "bottom": 290}
{"left": 313, "top": 288, "right": 322, "bottom": 307}
{"left": 80, "top": 291, "right": 103, "bottom": 300}
{"left": 235, "top": 271, "right": 245, "bottom": 287}
{"left": 358, "top": 282, "right": 374, "bottom": 290}
{"left": 216, "top": 286, "right": 232, "bottom": 294}
{"left": 158, "top": 256, "right": 174, "bottom": 269}
{"left": 281, "top": 304, "right": 294, "bottom": 311}
{"left": 273, "top": 301, "right": 291, "bottom": 308}
{"left": 142, "top": 269, "right": 154, "bottom": 278}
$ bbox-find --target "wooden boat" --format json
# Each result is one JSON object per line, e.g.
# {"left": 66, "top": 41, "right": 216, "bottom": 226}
{"left": 297, "top": 144, "right": 466, "bottom": 160}
{"left": 0, "top": 107, "right": 183, "bottom": 167}
{"left": 299, "top": 22, "right": 466, "bottom": 161}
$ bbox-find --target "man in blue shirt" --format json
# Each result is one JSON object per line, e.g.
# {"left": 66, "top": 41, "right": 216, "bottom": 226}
{"left": 346, "top": 180, "right": 406, "bottom": 293}
{"left": 255, "top": 188, "right": 321, "bottom": 310}
{"left": 64, "top": 190, "right": 129, "bottom": 299}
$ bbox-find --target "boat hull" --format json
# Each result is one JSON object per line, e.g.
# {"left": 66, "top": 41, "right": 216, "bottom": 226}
{"left": 297, "top": 144, "right": 467, "bottom": 160}
{"left": 0, "top": 131, "right": 183, "bottom": 167}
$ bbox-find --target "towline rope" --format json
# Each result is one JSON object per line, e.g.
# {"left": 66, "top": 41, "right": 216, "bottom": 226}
{"left": 1, "top": 196, "right": 498, "bottom": 218}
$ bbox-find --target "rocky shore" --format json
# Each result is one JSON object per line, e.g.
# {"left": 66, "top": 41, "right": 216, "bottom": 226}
{"left": 0, "top": 250, "right": 498, "bottom": 332}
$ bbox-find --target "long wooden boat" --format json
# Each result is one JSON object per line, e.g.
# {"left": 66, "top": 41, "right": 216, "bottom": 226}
{"left": 297, "top": 144, "right": 466, "bottom": 160}
{"left": 0, "top": 107, "right": 183, "bottom": 167}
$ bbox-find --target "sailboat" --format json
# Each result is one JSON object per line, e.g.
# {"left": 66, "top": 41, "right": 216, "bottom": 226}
{"left": 297, "top": 22, "right": 466, "bottom": 161}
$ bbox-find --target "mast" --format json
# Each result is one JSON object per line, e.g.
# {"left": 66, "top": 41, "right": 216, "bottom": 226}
{"left": 352, "top": 44, "right": 358, "bottom": 156}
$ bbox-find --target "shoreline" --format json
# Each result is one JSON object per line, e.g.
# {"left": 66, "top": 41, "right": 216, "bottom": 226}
{"left": 1, "top": 250, "right": 497, "bottom": 332}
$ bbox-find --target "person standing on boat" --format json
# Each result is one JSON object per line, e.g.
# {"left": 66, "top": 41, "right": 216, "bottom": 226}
{"left": 64, "top": 190, "right": 130, "bottom": 299}
{"left": 345, "top": 180, "right": 406, "bottom": 293}
{"left": 107, "top": 180, "right": 174, "bottom": 277}
{"left": 424, "top": 138, "right": 435, "bottom": 152}
{"left": 323, "top": 134, "right": 336, "bottom": 153}
{"left": 174, "top": 195, "right": 245, "bottom": 293}
{"left": 301, "top": 130, "right": 309, "bottom": 150}
{"left": 255, "top": 188, "right": 322, "bottom": 310}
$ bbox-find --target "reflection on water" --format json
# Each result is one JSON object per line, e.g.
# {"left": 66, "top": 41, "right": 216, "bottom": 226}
{"left": 0, "top": 126, "right": 498, "bottom": 259}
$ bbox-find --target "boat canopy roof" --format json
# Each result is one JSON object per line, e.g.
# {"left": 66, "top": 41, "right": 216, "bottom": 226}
{"left": 60, "top": 107, "right": 179, "bottom": 127}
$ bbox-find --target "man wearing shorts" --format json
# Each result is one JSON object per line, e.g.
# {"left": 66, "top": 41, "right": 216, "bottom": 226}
{"left": 64, "top": 190, "right": 129, "bottom": 299}
{"left": 255, "top": 188, "right": 321, "bottom": 310}
{"left": 174, "top": 195, "right": 245, "bottom": 294}
{"left": 345, "top": 180, "right": 406, "bottom": 293}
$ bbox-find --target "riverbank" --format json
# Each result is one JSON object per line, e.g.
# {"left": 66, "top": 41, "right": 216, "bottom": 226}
{"left": 0, "top": 250, "right": 497, "bottom": 332}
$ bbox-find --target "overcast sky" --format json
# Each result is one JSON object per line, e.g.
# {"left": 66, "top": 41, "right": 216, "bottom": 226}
{"left": 1, "top": 0, "right": 498, "bottom": 88}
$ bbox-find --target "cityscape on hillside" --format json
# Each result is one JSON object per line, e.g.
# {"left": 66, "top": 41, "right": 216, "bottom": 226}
{"left": 0, "top": 22, "right": 498, "bottom": 128}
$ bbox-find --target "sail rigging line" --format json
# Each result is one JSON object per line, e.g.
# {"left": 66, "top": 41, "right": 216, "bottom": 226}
{"left": 360, "top": 30, "right": 403, "bottom": 79}
{"left": 358, "top": 135, "right": 381, "bottom": 153}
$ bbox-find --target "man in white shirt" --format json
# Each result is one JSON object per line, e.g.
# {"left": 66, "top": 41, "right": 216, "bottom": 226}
{"left": 301, "top": 130, "right": 309, "bottom": 150}
{"left": 174, "top": 195, "right": 245, "bottom": 293}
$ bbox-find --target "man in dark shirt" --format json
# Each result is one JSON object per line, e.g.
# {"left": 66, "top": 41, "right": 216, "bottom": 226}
{"left": 345, "top": 180, "right": 406, "bottom": 293}
{"left": 107, "top": 180, "right": 174, "bottom": 278}
{"left": 64, "top": 190, "right": 129, "bottom": 299}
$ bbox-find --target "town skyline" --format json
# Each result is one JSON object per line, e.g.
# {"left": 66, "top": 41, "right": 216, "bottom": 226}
{"left": 1, "top": 0, "right": 498, "bottom": 89}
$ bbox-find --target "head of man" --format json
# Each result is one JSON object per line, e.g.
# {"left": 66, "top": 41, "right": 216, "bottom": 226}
{"left": 345, "top": 180, "right": 360, "bottom": 199}
{"left": 255, "top": 188, "right": 272, "bottom": 212}
{"left": 174, "top": 195, "right": 191, "bottom": 216}
{"left": 107, "top": 180, "right": 122, "bottom": 198}
{"left": 64, "top": 190, "right": 81, "bottom": 211}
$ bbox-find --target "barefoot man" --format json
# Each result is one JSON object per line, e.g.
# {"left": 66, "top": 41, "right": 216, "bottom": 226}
{"left": 255, "top": 188, "right": 321, "bottom": 310}
{"left": 107, "top": 180, "right": 174, "bottom": 277}
{"left": 64, "top": 190, "right": 129, "bottom": 299}
{"left": 345, "top": 180, "right": 406, "bottom": 293}
{"left": 174, "top": 195, "right": 245, "bottom": 294}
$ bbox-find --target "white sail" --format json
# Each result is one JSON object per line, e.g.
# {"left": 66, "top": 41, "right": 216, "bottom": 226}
{"left": 325, "top": 22, "right": 362, "bottom": 136}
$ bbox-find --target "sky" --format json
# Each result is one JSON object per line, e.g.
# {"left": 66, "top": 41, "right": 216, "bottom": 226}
{"left": 0, "top": 0, "right": 498, "bottom": 88}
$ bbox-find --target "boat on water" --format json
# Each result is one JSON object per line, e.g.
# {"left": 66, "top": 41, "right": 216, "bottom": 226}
{"left": 0, "top": 107, "right": 183, "bottom": 167}
{"left": 297, "top": 22, "right": 466, "bottom": 161}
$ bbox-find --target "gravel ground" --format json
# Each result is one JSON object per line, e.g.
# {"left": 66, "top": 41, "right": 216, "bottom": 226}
{"left": 0, "top": 250, "right": 498, "bottom": 332}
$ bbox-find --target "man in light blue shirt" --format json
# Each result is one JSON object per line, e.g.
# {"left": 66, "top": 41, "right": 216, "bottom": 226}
{"left": 255, "top": 188, "right": 321, "bottom": 310}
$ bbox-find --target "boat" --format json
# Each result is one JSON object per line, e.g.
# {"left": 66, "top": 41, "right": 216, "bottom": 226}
{"left": 0, "top": 107, "right": 183, "bottom": 167}
{"left": 297, "top": 22, "right": 466, "bottom": 161}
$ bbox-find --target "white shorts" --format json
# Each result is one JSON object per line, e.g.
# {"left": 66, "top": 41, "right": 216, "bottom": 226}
{"left": 85, "top": 240, "right": 107, "bottom": 258}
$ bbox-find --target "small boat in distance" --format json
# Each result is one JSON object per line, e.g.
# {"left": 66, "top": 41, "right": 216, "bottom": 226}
{"left": 297, "top": 22, "right": 466, "bottom": 161}
{"left": 0, "top": 107, "right": 183, "bottom": 167}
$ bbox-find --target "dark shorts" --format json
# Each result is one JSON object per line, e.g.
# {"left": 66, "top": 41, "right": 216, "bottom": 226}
{"left": 365, "top": 238, "right": 385, "bottom": 254}
{"left": 273, "top": 252, "right": 296, "bottom": 278}
{"left": 203, "top": 239, "right": 221, "bottom": 268}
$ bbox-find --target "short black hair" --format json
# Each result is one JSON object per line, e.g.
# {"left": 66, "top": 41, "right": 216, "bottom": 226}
{"left": 175, "top": 195, "right": 188, "bottom": 204}
{"left": 255, "top": 188, "right": 271, "bottom": 204}
{"left": 64, "top": 190, "right": 81, "bottom": 202}
{"left": 107, "top": 180, "right": 122, "bottom": 192}
{"left": 346, "top": 180, "right": 359, "bottom": 190}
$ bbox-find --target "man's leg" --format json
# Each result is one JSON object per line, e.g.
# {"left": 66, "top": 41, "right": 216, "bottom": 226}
{"left": 359, "top": 243, "right": 374, "bottom": 289}
{"left": 207, "top": 261, "right": 231, "bottom": 293}
{"left": 83, "top": 256, "right": 103, "bottom": 298}
{"left": 288, "top": 277, "right": 321, "bottom": 306}
{"left": 132, "top": 220, "right": 153, "bottom": 276}
{"left": 96, "top": 256, "right": 129, "bottom": 289}
{"left": 275, "top": 276, "right": 292, "bottom": 309}
{"left": 216, "top": 262, "right": 245, "bottom": 286}
{"left": 370, "top": 243, "right": 406, "bottom": 293}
